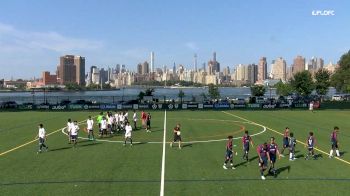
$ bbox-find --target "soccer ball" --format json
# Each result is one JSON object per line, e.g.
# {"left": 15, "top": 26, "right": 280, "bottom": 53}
{"left": 177, "top": 131, "right": 181, "bottom": 136}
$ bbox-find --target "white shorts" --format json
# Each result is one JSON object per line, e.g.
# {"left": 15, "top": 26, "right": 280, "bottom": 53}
{"left": 125, "top": 133, "right": 131, "bottom": 138}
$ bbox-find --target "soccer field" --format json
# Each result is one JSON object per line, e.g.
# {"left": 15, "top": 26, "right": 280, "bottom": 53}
{"left": 1, "top": 110, "right": 350, "bottom": 195}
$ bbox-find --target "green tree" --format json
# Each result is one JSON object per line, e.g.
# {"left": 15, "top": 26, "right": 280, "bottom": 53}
{"left": 331, "top": 50, "right": 350, "bottom": 93}
{"left": 145, "top": 88, "right": 155, "bottom": 96}
{"left": 315, "top": 69, "right": 331, "bottom": 96}
{"left": 65, "top": 82, "right": 82, "bottom": 90}
{"left": 275, "top": 81, "right": 293, "bottom": 96}
{"left": 178, "top": 90, "right": 185, "bottom": 103}
{"left": 138, "top": 91, "right": 145, "bottom": 101}
{"left": 290, "top": 71, "right": 314, "bottom": 96}
{"left": 208, "top": 84, "right": 220, "bottom": 99}
{"left": 250, "top": 85, "right": 266, "bottom": 97}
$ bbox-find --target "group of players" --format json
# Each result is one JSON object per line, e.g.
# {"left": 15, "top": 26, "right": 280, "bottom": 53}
{"left": 223, "top": 126, "right": 341, "bottom": 180}
{"left": 35, "top": 111, "right": 341, "bottom": 180}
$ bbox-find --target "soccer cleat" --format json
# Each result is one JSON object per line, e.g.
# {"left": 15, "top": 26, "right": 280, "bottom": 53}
{"left": 232, "top": 167, "right": 236, "bottom": 170}
{"left": 289, "top": 159, "right": 294, "bottom": 161}
{"left": 230, "top": 163, "right": 234, "bottom": 166}
{"left": 130, "top": 144, "right": 133, "bottom": 147}
{"left": 223, "top": 165, "right": 228, "bottom": 169}
{"left": 261, "top": 176, "right": 266, "bottom": 180}
{"left": 170, "top": 143, "right": 173, "bottom": 148}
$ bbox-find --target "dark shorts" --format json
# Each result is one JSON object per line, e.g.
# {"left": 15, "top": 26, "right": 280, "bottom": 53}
{"left": 244, "top": 144, "right": 249, "bottom": 152}
{"left": 331, "top": 142, "right": 338, "bottom": 149}
{"left": 283, "top": 138, "right": 289, "bottom": 147}
{"left": 173, "top": 134, "right": 182, "bottom": 142}
{"left": 147, "top": 121, "right": 151, "bottom": 126}
{"left": 308, "top": 146, "right": 314, "bottom": 151}
{"left": 39, "top": 137, "right": 45, "bottom": 144}
{"left": 259, "top": 156, "right": 268, "bottom": 168}
{"left": 71, "top": 135, "right": 78, "bottom": 140}
{"left": 270, "top": 154, "right": 276, "bottom": 163}
{"left": 226, "top": 150, "right": 233, "bottom": 159}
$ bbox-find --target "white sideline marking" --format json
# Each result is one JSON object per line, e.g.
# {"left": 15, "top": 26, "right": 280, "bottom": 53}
{"left": 160, "top": 110, "right": 167, "bottom": 196}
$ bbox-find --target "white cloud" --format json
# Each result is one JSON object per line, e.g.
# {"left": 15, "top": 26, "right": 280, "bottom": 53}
{"left": 185, "top": 42, "right": 199, "bottom": 51}
{"left": 0, "top": 22, "right": 103, "bottom": 53}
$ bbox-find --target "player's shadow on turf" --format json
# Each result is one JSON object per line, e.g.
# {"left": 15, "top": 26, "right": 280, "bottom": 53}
{"left": 340, "top": 151, "right": 347, "bottom": 156}
{"left": 132, "top": 142, "right": 148, "bottom": 146}
{"left": 182, "top": 143, "right": 192, "bottom": 148}
{"left": 79, "top": 143, "right": 102, "bottom": 147}
{"left": 274, "top": 165, "right": 291, "bottom": 177}
{"left": 49, "top": 146, "right": 72, "bottom": 152}
{"left": 295, "top": 154, "right": 304, "bottom": 159}
{"left": 234, "top": 156, "right": 259, "bottom": 168}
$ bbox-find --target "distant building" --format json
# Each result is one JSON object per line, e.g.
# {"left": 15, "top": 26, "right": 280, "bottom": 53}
{"left": 142, "top": 61, "right": 149, "bottom": 75}
{"left": 257, "top": 57, "right": 267, "bottom": 83}
{"left": 42, "top": 71, "right": 57, "bottom": 85}
{"left": 292, "top": 55, "right": 305, "bottom": 74}
{"left": 57, "top": 55, "right": 85, "bottom": 85}
{"left": 208, "top": 52, "right": 220, "bottom": 75}
{"left": 271, "top": 57, "right": 287, "bottom": 81}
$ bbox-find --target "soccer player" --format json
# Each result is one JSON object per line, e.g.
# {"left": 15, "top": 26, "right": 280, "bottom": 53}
{"left": 86, "top": 116, "right": 94, "bottom": 141}
{"left": 35, "top": 124, "right": 48, "bottom": 153}
{"left": 242, "top": 130, "right": 254, "bottom": 162}
{"left": 97, "top": 112, "right": 103, "bottom": 136}
{"left": 71, "top": 121, "right": 79, "bottom": 147}
{"left": 170, "top": 123, "right": 182, "bottom": 149}
{"left": 280, "top": 127, "right": 290, "bottom": 156}
{"left": 141, "top": 110, "right": 147, "bottom": 129}
{"left": 108, "top": 113, "right": 114, "bottom": 135}
{"left": 146, "top": 112, "right": 152, "bottom": 132}
{"left": 268, "top": 137, "right": 281, "bottom": 176}
{"left": 100, "top": 116, "right": 108, "bottom": 138}
{"left": 124, "top": 110, "right": 129, "bottom": 122}
{"left": 223, "top": 135, "right": 236, "bottom": 169}
{"left": 305, "top": 131, "right": 317, "bottom": 160}
{"left": 309, "top": 101, "right": 314, "bottom": 112}
{"left": 329, "top": 126, "right": 340, "bottom": 158}
{"left": 289, "top": 132, "right": 297, "bottom": 161}
{"left": 257, "top": 142, "right": 270, "bottom": 180}
{"left": 67, "top": 119, "right": 73, "bottom": 144}
{"left": 132, "top": 110, "right": 137, "bottom": 130}
{"left": 124, "top": 121, "right": 133, "bottom": 146}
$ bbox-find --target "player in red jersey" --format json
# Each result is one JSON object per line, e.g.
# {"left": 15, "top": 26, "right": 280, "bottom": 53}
{"left": 242, "top": 130, "right": 254, "bottom": 162}
{"left": 223, "top": 136, "right": 235, "bottom": 169}
{"left": 329, "top": 126, "right": 340, "bottom": 158}
{"left": 141, "top": 110, "right": 147, "bottom": 129}
{"left": 280, "top": 127, "right": 290, "bottom": 157}
{"left": 267, "top": 137, "right": 281, "bottom": 176}
{"left": 257, "top": 142, "right": 270, "bottom": 180}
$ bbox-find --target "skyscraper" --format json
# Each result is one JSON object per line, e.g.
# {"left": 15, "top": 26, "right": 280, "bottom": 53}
{"left": 74, "top": 56, "right": 85, "bottom": 86}
{"left": 150, "top": 52, "right": 154, "bottom": 73}
{"left": 142, "top": 61, "right": 149, "bottom": 75}
{"left": 194, "top": 53, "right": 198, "bottom": 72}
{"left": 292, "top": 55, "right": 305, "bottom": 74}
{"left": 57, "top": 55, "right": 85, "bottom": 85}
{"left": 257, "top": 57, "right": 267, "bottom": 83}
{"left": 208, "top": 52, "right": 220, "bottom": 75}
{"left": 271, "top": 57, "right": 287, "bottom": 81}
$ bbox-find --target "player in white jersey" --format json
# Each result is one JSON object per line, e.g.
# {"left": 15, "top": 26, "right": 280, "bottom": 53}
{"left": 67, "top": 119, "right": 73, "bottom": 144}
{"left": 119, "top": 113, "right": 125, "bottom": 130}
{"left": 100, "top": 117, "right": 108, "bottom": 138}
{"left": 35, "top": 124, "right": 48, "bottom": 153}
{"left": 124, "top": 110, "right": 129, "bottom": 122}
{"left": 124, "top": 122, "right": 133, "bottom": 146}
{"left": 133, "top": 110, "right": 137, "bottom": 130}
{"left": 108, "top": 113, "right": 114, "bottom": 135}
{"left": 86, "top": 116, "right": 94, "bottom": 141}
{"left": 70, "top": 121, "right": 79, "bottom": 147}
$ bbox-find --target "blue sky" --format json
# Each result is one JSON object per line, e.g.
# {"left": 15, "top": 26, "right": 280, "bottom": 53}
{"left": 0, "top": 0, "right": 349, "bottom": 79}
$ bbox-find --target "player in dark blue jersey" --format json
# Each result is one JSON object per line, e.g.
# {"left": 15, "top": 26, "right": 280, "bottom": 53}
{"left": 223, "top": 136, "right": 235, "bottom": 170}
{"left": 268, "top": 137, "right": 281, "bottom": 176}
{"left": 305, "top": 132, "right": 317, "bottom": 160}
{"left": 257, "top": 142, "right": 270, "bottom": 180}
{"left": 242, "top": 131, "right": 254, "bottom": 162}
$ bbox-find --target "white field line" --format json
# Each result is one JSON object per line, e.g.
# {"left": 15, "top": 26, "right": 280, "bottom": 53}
{"left": 160, "top": 110, "right": 167, "bottom": 196}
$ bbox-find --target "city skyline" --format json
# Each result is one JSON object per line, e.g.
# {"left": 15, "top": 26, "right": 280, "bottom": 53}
{"left": 1, "top": 0, "right": 349, "bottom": 79}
